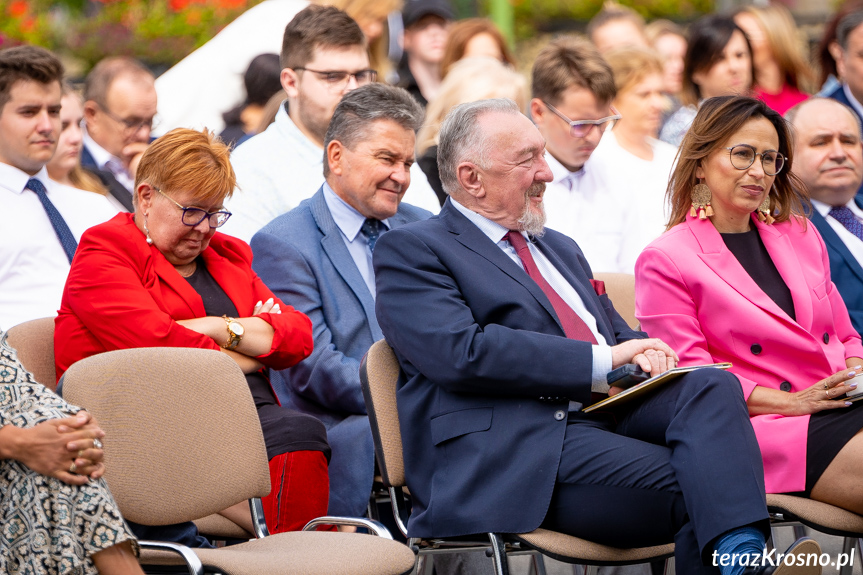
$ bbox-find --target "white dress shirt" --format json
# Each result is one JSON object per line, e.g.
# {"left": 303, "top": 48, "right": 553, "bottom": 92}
{"left": 812, "top": 198, "right": 863, "bottom": 266}
{"left": 82, "top": 125, "right": 135, "bottom": 192}
{"left": 542, "top": 151, "right": 648, "bottom": 274}
{"left": 587, "top": 130, "right": 676, "bottom": 243}
{"left": 449, "top": 197, "right": 613, "bottom": 394}
{"left": 223, "top": 102, "right": 440, "bottom": 243}
{"left": 0, "top": 164, "right": 119, "bottom": 329}
{"left": 322, "top": 182, "right": 389, "bottom": 297}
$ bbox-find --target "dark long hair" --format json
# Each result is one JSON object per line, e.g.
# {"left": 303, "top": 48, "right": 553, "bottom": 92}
{"left": 681, "top": 14, "right": 754, "bottom": 106}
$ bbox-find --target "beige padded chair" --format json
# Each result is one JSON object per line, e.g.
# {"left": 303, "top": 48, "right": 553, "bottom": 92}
{"left": 6, "top": 317, "right": 57, "bottom": 390}
{"left": 593, "top": 273, "right": 638, "bottom": 330}
{"left": 62, "top": 347, "right": 417, "bottom": 575}
{"left": 766, "top": 494, "right": 863, "bottom": 575}
{"left": 360, "top": 339, "right": 673, "bottom": 575}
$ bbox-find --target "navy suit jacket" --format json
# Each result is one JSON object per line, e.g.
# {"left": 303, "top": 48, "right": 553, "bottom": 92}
{"left": 373, "top": 200, "right": 644, "bottom": 538}
{"left": 250, "top": 187, "right": 430, "bottom": 516}
{"left": 826, "top": 84, "right": 863, "bottom": 199}
{"left": 809, "top": 200, "right": 863, "bottom": 335}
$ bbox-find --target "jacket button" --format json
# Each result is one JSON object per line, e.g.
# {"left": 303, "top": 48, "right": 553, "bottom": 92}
{"left": 779, "top": 381, "right": 792, "bottom": 392}
{"left": 823, "top": 333, "right": 830, "bottom": 344}
{"left": 554, "top": 410, "right": 565, "bottom": 421}
{"left": 750, "top": 344, "right": 762, "bottom": 355}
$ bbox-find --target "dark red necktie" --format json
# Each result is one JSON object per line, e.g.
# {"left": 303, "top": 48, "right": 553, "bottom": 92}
{"left": 506, "top": 231, "right": 598, "bottom": 343}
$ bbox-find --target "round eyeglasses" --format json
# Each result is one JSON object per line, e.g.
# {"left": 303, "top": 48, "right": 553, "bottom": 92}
{"left": 153, "top": 186, "right": 232, "bottom": 228}
{"left": 725, "top": 144, "right": 785, "bottom": 176}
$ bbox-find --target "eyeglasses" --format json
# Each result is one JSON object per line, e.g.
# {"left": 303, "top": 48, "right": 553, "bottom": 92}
{"left": 98, "top": 104, "right": 159, "bottom": 134}
{"left": 542, "top": 101, "right": 622, "bottom": 138}
{"left": 153, "top": 186, "right": 232, "bottom": 228}
{"left": 725, "top": 144, "right": 785, "bottom": 175}
{"left": 293, "top": 67, "right": 378, "bottom": 92}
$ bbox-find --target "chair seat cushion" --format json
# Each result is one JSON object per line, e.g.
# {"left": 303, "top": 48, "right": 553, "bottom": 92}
{"left": 513, "top": 528, "right": 674, "bottom": 566}
{"left": 141, "top": 531, "right": 417, "bottom": 575}
{"left": 767, "top": 494, "right": 863, "bottom": 536}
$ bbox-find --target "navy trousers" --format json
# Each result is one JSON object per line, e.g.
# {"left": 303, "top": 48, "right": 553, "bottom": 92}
{"left": 542, "top": 368, "right": 770, "bottom": 574}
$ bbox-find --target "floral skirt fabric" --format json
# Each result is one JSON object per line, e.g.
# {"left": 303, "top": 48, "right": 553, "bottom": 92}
{"left": 0, "top": 332, "right": 138, "bottom": 574}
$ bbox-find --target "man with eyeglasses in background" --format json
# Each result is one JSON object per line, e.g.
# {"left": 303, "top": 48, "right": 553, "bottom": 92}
{"left": 82, "top": 56, "right": 158, "bottom": 209}
{"left": 224, "top": 5, "right": 440, "bottom": 243}
{"left": 530, "top": 37, "right": 650, "bottom": 274}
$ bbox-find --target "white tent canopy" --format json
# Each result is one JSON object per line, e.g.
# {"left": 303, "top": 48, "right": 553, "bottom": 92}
{"left": 154, "top": 0, "right": 308, "bottom": 136}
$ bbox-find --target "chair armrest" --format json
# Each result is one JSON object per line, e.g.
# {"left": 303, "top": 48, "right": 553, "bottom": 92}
{"left": 248, "top": 498, "right": 270, "bottom": 539}
{"left": 138, "top": 540, "right": 204, "bottom": 575}
{"left": 302, "top": 516, "right": 395, "bottom": 539}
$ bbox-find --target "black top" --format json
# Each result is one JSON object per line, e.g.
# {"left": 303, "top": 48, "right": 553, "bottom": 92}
{"left": 721, "top": 228, "right": 796, "bottom": 321}
{"left": 183, "top": 258, "right": 277, "bottom": 408}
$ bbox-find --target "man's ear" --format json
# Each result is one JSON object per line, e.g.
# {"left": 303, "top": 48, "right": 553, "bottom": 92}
{"left": 83, "top": 100, "right": 98, "bottom": 122}
{"left": 529, "top": 98, "right": 546, "bottom": 127}
{"left": 456, "top": 162, "right": 485, "bottom": 198}
{"left": 327, "top": 140, "right": 345, "bottom": 176}
{"left": 281, "top": 68, "right": 299, "bottom": 99}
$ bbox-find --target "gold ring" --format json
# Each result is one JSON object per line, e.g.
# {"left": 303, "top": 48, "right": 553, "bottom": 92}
{"left": 77, "top": 449, "right": 84, "bottom": 459}
{"left": 69, "top": 462, "right": 77, "bottom": 474}
{"left": 825, "top": 383, "right": 829, "bottom": 389}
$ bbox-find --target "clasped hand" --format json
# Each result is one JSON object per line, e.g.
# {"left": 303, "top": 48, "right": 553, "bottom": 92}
{"left": 608, "top": 338, "right": 679, "bottom": 396}
{"left": 785, "top": 364, "right": 862, "bottom": 416}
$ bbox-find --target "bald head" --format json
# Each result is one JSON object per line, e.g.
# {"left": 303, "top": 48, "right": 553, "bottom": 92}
{"left": 788, "top": 98, "right": 863, "bottom": 207}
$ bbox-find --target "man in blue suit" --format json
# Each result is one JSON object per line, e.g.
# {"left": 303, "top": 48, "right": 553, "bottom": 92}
{"left": 788, "top": 98, "right": 863, "bottom": 334}
{"left": 250, "top": 84, "right": 429, "bottom": 517}
{"left": 374, "top": 98, "right": 820, "bottom": 575}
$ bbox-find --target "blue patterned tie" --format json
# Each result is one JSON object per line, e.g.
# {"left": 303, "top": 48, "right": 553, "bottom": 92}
{"left": 28, "top": 178, "right": 77, "bottom": 263}
{"left": 829, "top": 205, "right": 863, "bottom": 242}
{"left": 360, "top": 218, "right": 382, "bottom": 253}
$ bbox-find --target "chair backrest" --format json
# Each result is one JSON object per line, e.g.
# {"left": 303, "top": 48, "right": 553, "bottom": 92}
{"left": 594, "top": 273, "right": 638, "bottom": 330}
{"left": 360, "top": 339, "right": 405, "bottom": 488}
{"left": 6, "top": 317, "right": 57, "bottom": 390}
{"left": 62, "top": 347, "right": 271, "bottom": 525}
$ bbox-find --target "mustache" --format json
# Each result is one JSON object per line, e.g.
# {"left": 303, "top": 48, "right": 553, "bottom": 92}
{"left": 526, "top": 182, "right": 546, "bottom": 197}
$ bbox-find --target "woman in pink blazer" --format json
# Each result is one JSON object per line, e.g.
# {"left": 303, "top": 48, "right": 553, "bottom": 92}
{"left": 636, "top": 96, "right": 863, "bottom": 514}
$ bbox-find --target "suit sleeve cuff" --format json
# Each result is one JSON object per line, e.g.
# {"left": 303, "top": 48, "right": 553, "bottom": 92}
{"left": 591, "top": 345, "right": 612, "bottom": 393}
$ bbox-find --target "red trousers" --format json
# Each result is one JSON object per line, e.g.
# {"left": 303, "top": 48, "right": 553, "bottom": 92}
{"left": 261, "top": 450, "right": 330, "bottom": 533}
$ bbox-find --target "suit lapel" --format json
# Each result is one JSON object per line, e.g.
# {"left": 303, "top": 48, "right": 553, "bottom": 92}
{"left": 151, "top": 248, "right": 206, "bottom": 318}
{"left": 311, "top": 189, "right": 382, "bottom": 340}
{"left": 441, "top": 202, "right": 566, "bottom": 335}
{"left": 812, "top": 208, "right": 863, "bottom": 285}
{"left": 201, "top": 243, "right": 252, "bottom": 315}
{"left": 687, "top": 215, "right": 795, "bottom": 324}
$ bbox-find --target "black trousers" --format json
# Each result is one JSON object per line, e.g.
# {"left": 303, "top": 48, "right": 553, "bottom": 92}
{"left": 541, "top": 368, "right": 770, "bottom": 574}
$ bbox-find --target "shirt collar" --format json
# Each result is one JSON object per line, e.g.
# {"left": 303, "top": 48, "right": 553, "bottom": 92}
{"left": 82, "top": 123, "right": 119, "bottom": 169}
{"left": 0, "top": 163, "right": 51, "bottom": 195}
{"left": 449, "top": 196, "right": 524, "bottom": 244}
{"left": 323, "top": 181, "right": 390, "bottom": 241}
{"left": 544, "top": 150, "right": 585, "bottom": 187}
{"left": 813, "top": 197, "right": 863, "bottom": 218}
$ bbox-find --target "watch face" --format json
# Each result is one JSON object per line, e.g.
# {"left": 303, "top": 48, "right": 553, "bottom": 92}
{"left": 232, "top": 322, "right": 245, "bottom": 336}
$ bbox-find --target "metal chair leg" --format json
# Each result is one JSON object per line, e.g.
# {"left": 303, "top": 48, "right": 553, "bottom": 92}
{"left": 488, "top": 533, "right": 510, "bottom": 575}
{"left": 839, "top": 537, "right": 856, "bottom": 575}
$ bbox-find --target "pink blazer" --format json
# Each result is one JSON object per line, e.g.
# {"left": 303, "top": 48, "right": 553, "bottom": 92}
{"left": 635, "top": 214, "right": 863, "bottom": 493}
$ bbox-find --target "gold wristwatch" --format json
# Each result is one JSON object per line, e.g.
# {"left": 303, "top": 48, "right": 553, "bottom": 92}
{"left": 222, "top": 316, "right": 245, "bottom": 350}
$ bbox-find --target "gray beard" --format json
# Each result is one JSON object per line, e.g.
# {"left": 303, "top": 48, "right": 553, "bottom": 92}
{"left": 518, "top": 184, "right": 547, "bottom": 237}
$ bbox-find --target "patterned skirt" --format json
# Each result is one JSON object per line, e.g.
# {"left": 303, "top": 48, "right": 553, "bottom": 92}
{"left": 0, "top": 333, "right": 138, "bottom": 574}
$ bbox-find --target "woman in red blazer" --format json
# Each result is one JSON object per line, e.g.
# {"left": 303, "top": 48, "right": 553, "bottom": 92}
{"left": 636, "top": 96, "right": 863, "bottom": 514}
{"left": 55, "top": 129, "right": 330, "bottom": 541}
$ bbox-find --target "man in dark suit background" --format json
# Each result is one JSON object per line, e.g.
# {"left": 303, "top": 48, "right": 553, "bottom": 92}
{"left": 788, "top": 98, "right": 863, "bottom": 334}
{"left": 373, "top": 98, "right": 819, "bottom": 574}
{"left": 250, "top": 84, "right": 429, "bottom": 518}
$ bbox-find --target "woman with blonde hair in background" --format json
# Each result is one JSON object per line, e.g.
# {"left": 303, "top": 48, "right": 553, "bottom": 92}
{"left": 734, "top": 4, "right": 811, "bottom": 114}
{"left": 416, "top": 57, "right": 527, "bottom": 205}
{"left": 590, "top": 46, "right": 678, "bottom": 242}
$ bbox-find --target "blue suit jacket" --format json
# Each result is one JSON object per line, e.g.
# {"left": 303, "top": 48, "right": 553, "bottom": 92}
{"left": 826, "top": 85, "right": 863, "bottom": 199}
{"left": 250, "top": 187, "right": 430, "bottom": 516}
{"left": 373, "top": 200, "right": 644, "bottom": 538}
{"left": 809, "top": 200, "right": 863, "bottom": 335}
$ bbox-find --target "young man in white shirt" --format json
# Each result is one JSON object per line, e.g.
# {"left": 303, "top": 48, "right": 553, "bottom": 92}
{"left": 0, "top": 45, "right": 117, "bottom": 329}
{"left": 224, "top": 5, "right": 439, "bottom": 243}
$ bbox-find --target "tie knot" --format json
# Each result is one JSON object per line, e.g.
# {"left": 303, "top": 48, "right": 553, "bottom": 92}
{"left": 506, "top": 230, "right": 529, "bottom": 252}
{"left": 361, "top": 218, "right": 382, "bottom": 253}
{"left": 27, "top": 178, "right": 47, "bottom": 196}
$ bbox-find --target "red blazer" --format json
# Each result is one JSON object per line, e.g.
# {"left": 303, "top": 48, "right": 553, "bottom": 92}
{"left": 54, "top": 213, "right": 313, "bottom": 380}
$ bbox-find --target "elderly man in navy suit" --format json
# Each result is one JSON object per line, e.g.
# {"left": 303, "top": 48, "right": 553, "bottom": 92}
{"left": 788, "top": 98, "right": 863, "bottom": 334}
{"left": 250, "top": 83, "right": 429, "bottom": 518}
{"left": 373, "top": 98, "right": 823, "bottom": 575}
